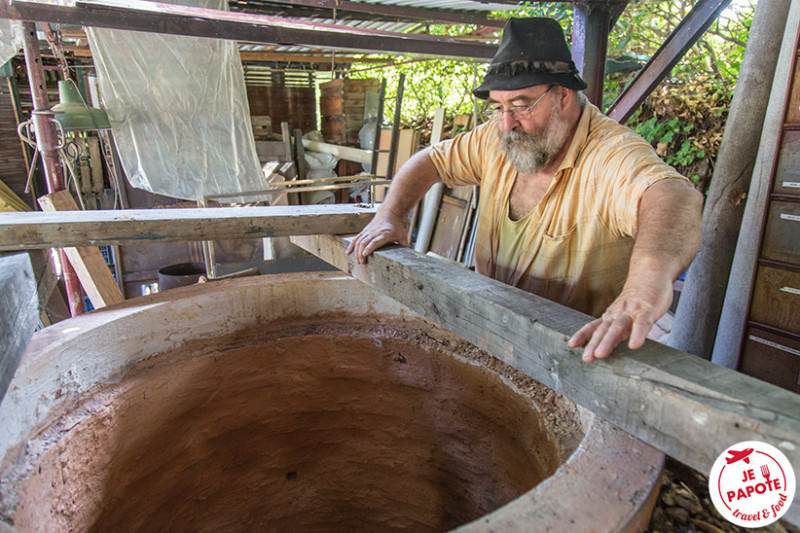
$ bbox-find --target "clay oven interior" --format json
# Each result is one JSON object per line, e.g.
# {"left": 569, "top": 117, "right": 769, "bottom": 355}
{"left": 0, "top": 273, "right": 604, "bottom": 532}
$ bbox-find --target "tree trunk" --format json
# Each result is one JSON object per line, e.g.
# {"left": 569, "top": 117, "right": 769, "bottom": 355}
{"left": 668, "top": 0, "right": 792, "bottom": 358}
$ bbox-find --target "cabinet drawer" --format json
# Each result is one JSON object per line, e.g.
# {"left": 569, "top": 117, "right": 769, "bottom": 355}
{"left": 774, "top": 130, "right": 800, "bottom": 196}
{"left": 749, "top": 265, "right": 800, "bottom": 335}
{"left": 761, "top": 200, "right": 800, "bottom": 265}
{"left": 739, "top": 328, "right": 800, "bottom": 393}
{"left": 786, "top": 64, "right": 800, "bottom": 123}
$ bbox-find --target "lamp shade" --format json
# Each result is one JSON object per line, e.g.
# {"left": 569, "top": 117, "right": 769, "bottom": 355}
{"left": 51, "top": 80, "right": 111, "bottom": 131}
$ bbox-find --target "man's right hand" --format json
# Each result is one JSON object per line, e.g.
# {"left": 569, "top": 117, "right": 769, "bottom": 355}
{"left": 345, "top": 212, "right": 409, "bottom": 264}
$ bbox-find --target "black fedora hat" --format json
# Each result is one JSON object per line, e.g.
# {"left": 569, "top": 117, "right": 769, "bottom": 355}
{"left": 473, "top": 17, "right": 588, "bottom": 99}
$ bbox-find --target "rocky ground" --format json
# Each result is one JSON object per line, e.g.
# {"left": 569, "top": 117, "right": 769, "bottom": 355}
{"left": 647, "top": 457, "right": 798, "bottom": 533}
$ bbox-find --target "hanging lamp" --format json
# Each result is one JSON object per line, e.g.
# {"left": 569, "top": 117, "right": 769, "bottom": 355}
{"left": 51, "top": 79, "right": 111, "bottom": 131}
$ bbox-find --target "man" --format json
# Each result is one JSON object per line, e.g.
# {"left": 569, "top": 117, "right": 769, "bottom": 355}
{"left": 346, "top": 17, "right": 703, "bottom": 363}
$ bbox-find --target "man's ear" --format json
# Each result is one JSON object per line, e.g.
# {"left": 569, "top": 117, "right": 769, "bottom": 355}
{"left": 555, "top": 86, "right": 574, "bottom": 111}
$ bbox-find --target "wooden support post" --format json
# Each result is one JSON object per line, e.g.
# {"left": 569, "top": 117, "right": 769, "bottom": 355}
{"left": 37, "top": 191, "right": 124, "bottom": 308}
{"left": 291, "top": 233, "right": 800, "bottom": 525}
{"left": 0, "top": 253, "right": 38, "bottom": 407}
{"left": 293, "top": 129, "right": 307, "bottom": 180}
{"left": 385, "top": 73, "right": 405, "bottom": 180}
{"left": 572, "top": 1, "right": 611, "bottom": 107}
{"left": 370, "top": 78, "right": 387, "bottom": 181}
{"left": 0, "top": 204, "right": 378, "bottom": 251}
{"left": 670, "top": 0, "right": 793, "bottom": 360}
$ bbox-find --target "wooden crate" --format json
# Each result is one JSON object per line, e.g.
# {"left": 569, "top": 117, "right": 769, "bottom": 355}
{"left": 251, "top": 115, "right": 272, "bottom": 140}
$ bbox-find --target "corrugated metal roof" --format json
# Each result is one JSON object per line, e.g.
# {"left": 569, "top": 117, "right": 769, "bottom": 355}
{"left": 230, "top": 0, "right": 512, "bottom": 58}
{"left": 352, "top": 0, "right": 519, "bottom": 13}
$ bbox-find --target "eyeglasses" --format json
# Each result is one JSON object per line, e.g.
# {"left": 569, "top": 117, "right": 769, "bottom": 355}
{"left": 483, "top": 85, "right": 554, "bottom": 121}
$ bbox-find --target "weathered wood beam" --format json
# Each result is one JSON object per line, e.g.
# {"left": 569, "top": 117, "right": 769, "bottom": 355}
{"left": 0, "top": 253, "right": 38, "bottom": 408}
{"left": 0, "top": 0, "right": 498, "bottom": 59}
{"left": 233, "top": 0, "right": 507, "bottom": 28}
{"left": 606, "top": 0, "right": 733, "bottom": 123}
{"left": 0, "top": 204, "right": 377, "bottom": 251}
{"left": 291, "top": 233, "right": 800, "bottom": 525}
{"left": 61, "top": 44, "right": 394, "bottom": 63}
{"left": 38, "top": 191, "right": 124, "bottom": 309}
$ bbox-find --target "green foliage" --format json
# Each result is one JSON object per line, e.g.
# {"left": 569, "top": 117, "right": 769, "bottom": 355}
{"left": 340, "top": 0, "right": 754, "bottom": 191}
{"left": 347, "top": 55, "right": 480, "bottom": 122}
{"left": 633, "top": 117, "right": 705, "bottom": 179}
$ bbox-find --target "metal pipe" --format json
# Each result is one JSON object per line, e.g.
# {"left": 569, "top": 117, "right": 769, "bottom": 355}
{"left": 22, "top": 22, "right": 63, "bottom": 193}
{"left": 413, "top": 107, "right": 446, "bottom": 254}
{"left": 21, "top": 21, "right": 86, "bottom": 316}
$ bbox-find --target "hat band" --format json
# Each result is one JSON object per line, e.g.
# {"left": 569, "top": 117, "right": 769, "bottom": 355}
{"left": 486, "top": 60, "right": 577, "bottom": 77}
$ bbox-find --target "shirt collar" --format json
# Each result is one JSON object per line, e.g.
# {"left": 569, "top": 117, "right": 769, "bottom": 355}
{"left": 555, "top": 102, "right": 594, "bottom": 174}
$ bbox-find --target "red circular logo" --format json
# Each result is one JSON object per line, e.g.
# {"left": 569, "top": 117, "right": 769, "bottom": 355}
{"left": 709, "top": 440, "right": 796, "bottom": 527}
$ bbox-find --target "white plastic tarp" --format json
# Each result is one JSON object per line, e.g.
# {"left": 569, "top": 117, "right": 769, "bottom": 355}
{"left": 0, "top": 21, "right": 23, "bottom": 68}
{"left": 85, "top": 0, "right": 264, "bottom": 201}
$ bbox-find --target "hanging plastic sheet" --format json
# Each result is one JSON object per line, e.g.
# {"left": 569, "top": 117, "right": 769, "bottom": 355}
{"left": 0, "top": 21, "right": 23, "bottom": 67}
{"left": 84, "top": 0, "right": 264, "bottom": 201}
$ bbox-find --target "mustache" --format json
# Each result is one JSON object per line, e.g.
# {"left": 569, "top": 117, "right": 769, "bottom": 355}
{"left": 499, "top": 130, "right": 538, "bottom": 149}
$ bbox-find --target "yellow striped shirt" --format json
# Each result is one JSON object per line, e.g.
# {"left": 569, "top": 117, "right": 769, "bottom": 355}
{"left": 429, "top": 103, "right": 688, "bottom": 317}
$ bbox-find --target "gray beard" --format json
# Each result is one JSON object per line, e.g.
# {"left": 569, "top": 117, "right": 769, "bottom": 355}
{"left": 499, "top": 106, "right": 571, "bottom": 174}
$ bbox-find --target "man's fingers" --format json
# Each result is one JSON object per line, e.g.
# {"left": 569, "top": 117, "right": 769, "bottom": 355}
{"left": 628, "top": 314, "right": 654, "bottom": 350}
{"left": 568, "top": 320, "right": 598, "bottom": 348}
{"left": 581, "top": 319, "right": 612, "bottom": 362}
{"left": 573, "top": 314, "right": 636, "bottom": 362}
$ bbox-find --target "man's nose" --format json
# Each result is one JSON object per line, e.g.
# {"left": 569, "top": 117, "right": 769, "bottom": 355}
{"left": 498, "top": 111, "right": 518, "bottom": 132}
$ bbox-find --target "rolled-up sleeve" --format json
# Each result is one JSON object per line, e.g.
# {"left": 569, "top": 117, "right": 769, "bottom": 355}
{"left": 428, "top": 122, "right": 496, "bottom": 188}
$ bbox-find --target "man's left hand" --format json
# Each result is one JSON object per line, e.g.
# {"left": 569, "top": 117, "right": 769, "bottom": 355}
{"left": 567, "top": 273, "right": 674, "bottom": 362}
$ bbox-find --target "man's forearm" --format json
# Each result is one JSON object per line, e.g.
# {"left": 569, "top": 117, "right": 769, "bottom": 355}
{"left": 628, "top": 178, "right": 703, "bottom": 285}
{"left": 378, "top": 148, "right": 442, "bottom": 219}
{"left": 569, "top": 178, "right": 703, "bottom": 361}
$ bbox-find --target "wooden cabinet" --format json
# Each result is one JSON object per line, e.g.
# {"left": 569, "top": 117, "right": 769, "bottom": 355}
{"left": 735, "top": 41, "right": 800, "bottom": 391}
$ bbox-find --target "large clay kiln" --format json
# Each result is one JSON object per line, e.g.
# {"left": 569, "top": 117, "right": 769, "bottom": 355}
{"left": 0, "top": 272, "right": 662, "bottom": 532}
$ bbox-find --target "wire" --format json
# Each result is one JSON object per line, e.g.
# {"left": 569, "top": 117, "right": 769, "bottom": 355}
{"left": 24, "top": 149, "right": 39, "bottom": 194}
{"left": 59, "top": 142, "right": 88, "bottom": 210}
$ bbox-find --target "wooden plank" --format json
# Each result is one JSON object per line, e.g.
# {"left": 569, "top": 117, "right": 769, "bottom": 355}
{"left": 290, "top": 233, "right": 800, "bottom": 525}
{"left": 0, "top": 253, "right": 38, "bottom": 407}
{"left": 0, "top": 204, "right": 378, "bottom": 251}
{"left": 38, "top": 191, "right": 124, "bottom": 309}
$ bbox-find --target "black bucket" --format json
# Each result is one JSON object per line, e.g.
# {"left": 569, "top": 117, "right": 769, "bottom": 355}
{"left": 157, "top": 262, "right": 207, "bottom": 291}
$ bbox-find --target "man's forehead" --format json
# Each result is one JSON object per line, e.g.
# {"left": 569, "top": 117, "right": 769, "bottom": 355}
{"left": 488, "top": 85, "right": 551, "bottom": 102}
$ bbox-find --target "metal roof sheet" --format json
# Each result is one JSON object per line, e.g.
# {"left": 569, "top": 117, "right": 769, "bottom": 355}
{"left": 351, "top": 0, "right": 519, "bottom": 13}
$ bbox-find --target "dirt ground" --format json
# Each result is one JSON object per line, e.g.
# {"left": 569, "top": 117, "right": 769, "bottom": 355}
{"left": 647, "top": 457, "right": 798, "bottom": 533}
